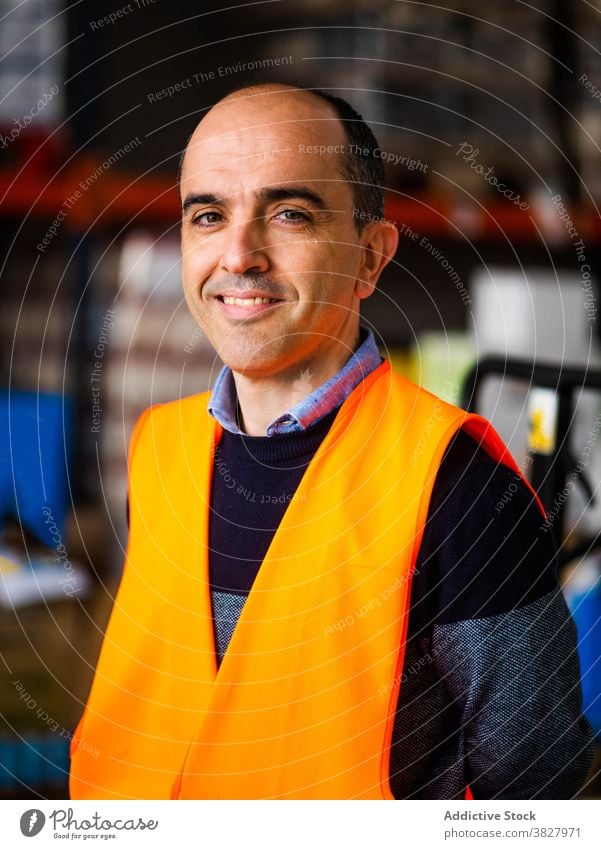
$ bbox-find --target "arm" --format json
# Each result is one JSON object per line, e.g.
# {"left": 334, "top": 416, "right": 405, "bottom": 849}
{"left": 434, "top": 591, "right": 592, "bottom": 798}
{"left": 409, "top": 429, "right": 593, "bottom": 798}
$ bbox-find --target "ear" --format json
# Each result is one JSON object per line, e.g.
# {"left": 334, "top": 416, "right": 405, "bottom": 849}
{"left": 354, "top": 219, "right": 399, "bottom": 300}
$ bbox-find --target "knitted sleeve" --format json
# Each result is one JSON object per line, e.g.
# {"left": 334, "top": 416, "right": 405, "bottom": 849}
{"left": 389, "top": 429, "right": 593, "bottom": 799}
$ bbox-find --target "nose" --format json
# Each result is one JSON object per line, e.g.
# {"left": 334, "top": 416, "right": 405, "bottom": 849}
{"left": 220, "top": 214, "right": 270, "bottom": 276}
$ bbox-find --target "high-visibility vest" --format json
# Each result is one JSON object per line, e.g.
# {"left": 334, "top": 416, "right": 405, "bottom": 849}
{"left": 69, "top": 360, "right": 529, "bottom": 799}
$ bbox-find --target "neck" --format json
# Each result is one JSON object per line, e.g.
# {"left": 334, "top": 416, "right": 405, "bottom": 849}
{"left": 232, "top": 334, "right": 359, "bottom": 436}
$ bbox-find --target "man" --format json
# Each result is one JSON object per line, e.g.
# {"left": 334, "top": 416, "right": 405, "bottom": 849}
{"left": 70, "top": 83, "right": 592, "bottom": 800}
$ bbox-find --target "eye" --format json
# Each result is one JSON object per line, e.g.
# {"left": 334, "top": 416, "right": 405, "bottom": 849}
{"left": 275, "top": 209, "right": 310, "bottom": 223}
{"left": 193, "top": 211, "right": 223, "bottom": 227}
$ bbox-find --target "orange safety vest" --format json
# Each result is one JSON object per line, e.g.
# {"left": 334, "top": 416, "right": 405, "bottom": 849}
{"left": 69, "top": 360, "right": 530, "bottom": 800}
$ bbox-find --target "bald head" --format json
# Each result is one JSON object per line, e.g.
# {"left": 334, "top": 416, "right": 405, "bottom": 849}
{"left": 178, "top": 83, "right": 385, "bottom": 227}
{"left": 210, "top": 82, "right": 339, "bottom": 117}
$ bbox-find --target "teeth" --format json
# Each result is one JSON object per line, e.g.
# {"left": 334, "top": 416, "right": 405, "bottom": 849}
{"left": 222, "top": 296, "right": 276, "bottom": 306}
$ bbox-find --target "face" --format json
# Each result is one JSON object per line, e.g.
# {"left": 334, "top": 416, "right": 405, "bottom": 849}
{"left": 180, "top": 89, "right": 391, "bottom": 379}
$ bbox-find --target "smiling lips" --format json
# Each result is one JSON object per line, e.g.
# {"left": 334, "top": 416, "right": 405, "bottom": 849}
{"left": 222, "top": 296, "right": 278, "bottom": 306}
{"left": 215, "top": 291, "right": 284, "bottom": 319}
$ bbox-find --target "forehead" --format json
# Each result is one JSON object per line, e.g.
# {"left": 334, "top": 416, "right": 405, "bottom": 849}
{"left": 180, "top": 94, "right": 349, "bottom": 196}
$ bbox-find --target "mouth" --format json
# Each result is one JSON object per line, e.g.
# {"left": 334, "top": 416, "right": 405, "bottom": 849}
{"left": 219, "top": 295, "right": 280, "bottom": 306}
{"left": 214, "top": 292, "right": 285, "bottom": 320}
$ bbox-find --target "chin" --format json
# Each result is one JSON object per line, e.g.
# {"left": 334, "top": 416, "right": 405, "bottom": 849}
{"left": 220, "top": 356, "right": 276, "bottom": 378}
{"left": 218, "top": 345, "right": 290, "bottom": 379}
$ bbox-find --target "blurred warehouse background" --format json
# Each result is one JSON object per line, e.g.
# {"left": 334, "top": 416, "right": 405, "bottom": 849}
{"left": 1, "top": 0, "right": 601, "bottom": 798}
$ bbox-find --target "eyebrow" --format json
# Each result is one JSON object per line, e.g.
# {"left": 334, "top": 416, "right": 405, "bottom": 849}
{"left": 181, "top": 192, "right": 223, "bottom": 214}
{"left": 181, "top": 185, "right": 328, "bottom": 215}
{"left": 258, "top": 186, "right": 328, "bottom": 210}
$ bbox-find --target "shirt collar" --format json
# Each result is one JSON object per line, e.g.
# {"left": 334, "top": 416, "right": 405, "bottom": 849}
{"left": 208, "top": 326, "right": 382, "bottom": 437}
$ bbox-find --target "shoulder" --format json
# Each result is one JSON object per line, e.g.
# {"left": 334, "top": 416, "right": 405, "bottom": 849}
{"left": 435, "top": 427, "right": 525, "bottom": 501}
{"left": 135, "top": 391, "right": 212, "bottom": 429}
{"left": 410, "top": 427, "right": 558, "bottom": 629}
{"left": 129, "top": 391, "right": 213, "bottom": 456}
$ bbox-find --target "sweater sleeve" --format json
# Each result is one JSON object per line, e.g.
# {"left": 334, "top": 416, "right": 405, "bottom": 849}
{"left": 432, "top": 591, "right": 593, "bottom": 798}
{"left": 408, "top": 428, "right": 594, "bottom": 799}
